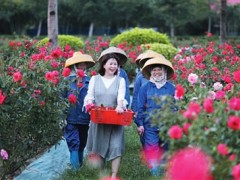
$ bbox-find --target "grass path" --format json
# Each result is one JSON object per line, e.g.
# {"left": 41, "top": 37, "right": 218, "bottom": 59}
{"left": 57, "top": 125, "right": 162, "bottom": 180}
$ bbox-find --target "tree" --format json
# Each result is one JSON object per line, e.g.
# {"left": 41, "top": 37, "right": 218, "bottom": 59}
{"left": 220, "top": 0, "right": 227, "bottom": 44}
{"left": 153, "top": 0, "right": 209, "bottom": 37}
{"left": 48, "top": 0, "right": 58, "bottom": 49}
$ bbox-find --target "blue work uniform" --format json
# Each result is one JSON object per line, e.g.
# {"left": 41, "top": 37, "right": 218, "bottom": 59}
{"left": 135, "top": 81, "right": 176, "bottom": 173}
{"left": 119, "top": 68, "right": 130, "bottom": 106}
{"left": 62, "top": 75, "right": 90, "bottom": 169}
{"left": 131, "top": 72, "right": 148, "bottom": 113}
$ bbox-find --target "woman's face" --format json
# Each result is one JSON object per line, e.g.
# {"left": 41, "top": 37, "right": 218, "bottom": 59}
{"left": 103, "top": 58, "right": 118, "bottom": 76}
{"left": 76, "top": 62, "right": 86, "bottom": 71}
{"left": 151, "top": 66, "right": 163, "bottom": 78}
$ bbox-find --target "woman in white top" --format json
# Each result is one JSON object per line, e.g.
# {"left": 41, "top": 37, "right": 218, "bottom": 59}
{"left": 84, "top": 53, "right": 127, "bottom": 179}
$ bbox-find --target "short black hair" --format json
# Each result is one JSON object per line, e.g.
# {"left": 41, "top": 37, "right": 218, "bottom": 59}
{"left": 98, "top": 53, "right": 120, "bottom": 76}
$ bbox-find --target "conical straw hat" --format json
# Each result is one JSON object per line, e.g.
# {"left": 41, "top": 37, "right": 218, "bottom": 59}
{"left": 142, "top": 56, "right": 174, "bottom": 80}
{"left": 139, "top": 50, "right": 164, "bottom": 68}
{"left": 65, "top": 52, "right": 95, "bottom": 68}
{"left": 135, "top": 52, "right": 146, "bottom": 67}
{"left": 97, "top": 47, "right": 128, "bottom": 66}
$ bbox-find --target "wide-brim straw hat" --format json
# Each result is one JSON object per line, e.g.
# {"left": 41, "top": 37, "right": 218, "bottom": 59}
{"left": 142, "top": 56, "right": 174, "bottom": 80}
{"left": 135, "top": 53, "right": 146, "bottom": 67}
{"left": 65, "top": 52, "right": 95, "bottom": 68}
{"left": 97, "top": 47, "right": 128, "bottom": 66}
{"left": 139, "top": 50, "right": 164, "bottom": 68}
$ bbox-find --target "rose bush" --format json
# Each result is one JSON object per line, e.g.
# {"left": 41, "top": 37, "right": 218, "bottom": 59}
{"left": 0, "top": 40, "right": 70, "bottom": 177}
{"left": 151, "top": 40, "right": 240, "bottom": 179}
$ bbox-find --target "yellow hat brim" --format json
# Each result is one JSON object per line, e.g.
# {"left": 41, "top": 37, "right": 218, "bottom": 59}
{"left": 65, "top": 52, "right": 95, "bottom": 68}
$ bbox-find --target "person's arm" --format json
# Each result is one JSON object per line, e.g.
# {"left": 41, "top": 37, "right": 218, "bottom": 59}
{"left": 116, "top": 77, "right": 126, "bottom": 113}
{"left": 131, "top": 76, "right": 142, "bottom": 112}
{"left": 120, "top": 69, "right": 130, "bottom": 106}
{"left": 135, "top": 84, "right": 148, "bottom": 135}
{"left": 84, "top": 76, "right": 95, "bottom": 105}
{"left": 135, "top": 84, "right": 147, "bottom": 127}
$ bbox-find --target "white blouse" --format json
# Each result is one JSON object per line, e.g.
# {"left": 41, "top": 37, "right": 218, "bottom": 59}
{"left": 84, "top": 75, "right": 127, "bottom": 106}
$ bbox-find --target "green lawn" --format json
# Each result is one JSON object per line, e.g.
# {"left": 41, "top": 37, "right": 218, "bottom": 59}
{"left": 57, "top": 125, "right": 163, "bottom": 180}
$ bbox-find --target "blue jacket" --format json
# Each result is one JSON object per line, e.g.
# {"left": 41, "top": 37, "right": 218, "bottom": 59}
{"left": 119, "top": 68, "right": 130, "bottom": 106}
{"left": 63, "top": 75, "right": 90, "bottom": 125}
{"left": 135, "top": 81, "right": 176, "bottom": 127}
{"left": 131, "top": 72, "right": 148, "bottom": 112}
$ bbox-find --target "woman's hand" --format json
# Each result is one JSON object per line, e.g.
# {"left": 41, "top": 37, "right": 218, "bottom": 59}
{"left": 137, "top": 126, "right": 144, "bottom": 136}
{"left": 86, "top": 103, "right": 95, "bottom": 112}
{"left": 115, "top": 105, "right": 124, "bottom": 114}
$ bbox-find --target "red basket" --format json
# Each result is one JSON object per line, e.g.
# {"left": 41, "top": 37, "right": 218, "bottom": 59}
{"left": 90, "top": 106, "right": 134, "bottom": 126}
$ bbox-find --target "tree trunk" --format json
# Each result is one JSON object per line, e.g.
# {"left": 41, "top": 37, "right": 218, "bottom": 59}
{"left": 220, "top": 0, "right": 227, "bottom": 44}
{"left": 88, "top": 22, "right": 94, "bottom": 39}
{"left": 208, "top": 16, "right": 212, "bottom": 33}
{"left": 37, "top": 20, "right": 42, "bottom": 37}
{"left": 207, "top": 0, "right": 212, "bottom": 33}
{"left": 170, "top": 23, "right": 175, "bottom": 38}
{"left": 66, "top": 23, "right": 69, "bottom": 34}
{"left": 48, "top": 0, "right": 58, "bottom": 49}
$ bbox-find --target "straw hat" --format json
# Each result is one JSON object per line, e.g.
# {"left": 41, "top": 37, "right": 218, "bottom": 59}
{"left": 142, "top": 56, "right": 174, "bottom": 80}
{"left": 97, "top": 47, "right": 128, "bottom": 66}
{"left": 135, "top": 52, "right": 146, "bottom": 67}
{"left": 139, "top": 50, "right": 164, "bottom": 68}
{"left": 65, "top": 52, "right": 95, "bottom": 68}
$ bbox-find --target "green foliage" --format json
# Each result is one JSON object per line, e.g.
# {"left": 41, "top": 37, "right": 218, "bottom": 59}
{"left": 38, "top": 35, "right": 84, "bottom": 50}
{"left": 0, "top": 40, "right": 68, "bottom": 178}
{"left": 110, "top": 27, "right": 171, "bottom": 46}
{"left": 141, "top": 43, "right": 178, "bottom": 61}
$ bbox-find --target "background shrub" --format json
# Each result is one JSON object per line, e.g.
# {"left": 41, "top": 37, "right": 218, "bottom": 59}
{"left": 141, "top": 43, "right": 179, "bottom": 61}
{"left": 110, "top": 27, "right": 171, "bottom": 46}
{"left": 38, "top": 35, "right": 84, "bottom": 50}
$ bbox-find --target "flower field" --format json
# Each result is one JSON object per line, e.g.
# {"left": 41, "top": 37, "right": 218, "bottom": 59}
{"left": 0, "top": 35, "right": 240, "bottom": 179}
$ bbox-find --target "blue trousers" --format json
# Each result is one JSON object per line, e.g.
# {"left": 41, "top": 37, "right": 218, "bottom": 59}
{"left": 64, "top": 124, "right": 89, "bottom": 152}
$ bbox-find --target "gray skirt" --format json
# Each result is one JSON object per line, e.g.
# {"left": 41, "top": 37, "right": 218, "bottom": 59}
{"left": 86, "top": 121, "right": 125, "bottom": 161}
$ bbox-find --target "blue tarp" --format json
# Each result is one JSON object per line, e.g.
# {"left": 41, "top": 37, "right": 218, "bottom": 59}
{"left": 14, "top": 140, "right": 70, "bottom": 180}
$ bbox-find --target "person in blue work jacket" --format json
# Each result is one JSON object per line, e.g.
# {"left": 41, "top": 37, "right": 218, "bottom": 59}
{"left": 63, "top": 52, "right": 95, "bottom": 170}
{"left": 131, "top": 50, "right": 164, "bottom": 113}
{"left": 98, "top": 47, "right": 130, "bottom": 107}
{"left": 135, "top": 55, "right": 176, "bottom": 176}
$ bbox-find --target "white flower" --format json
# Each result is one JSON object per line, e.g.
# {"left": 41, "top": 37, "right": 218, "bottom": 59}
{"left": 213, "top": 82, "right": 223, "bottom": 91}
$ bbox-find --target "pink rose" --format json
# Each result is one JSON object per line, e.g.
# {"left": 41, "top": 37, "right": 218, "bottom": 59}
{"left": 188, "top": 73, "right": 198, "bottom": 85}
{"left": 217, "top": 144, "right": 229, "bottom": 156}
{"left": 13, "top": 71, "right": 22, "bottom": 82}
{"left": 168, "top": 125, "right": 183, "bottom": 139}
{"left": 1, "top": 149, "right": 8, "bottom": 160}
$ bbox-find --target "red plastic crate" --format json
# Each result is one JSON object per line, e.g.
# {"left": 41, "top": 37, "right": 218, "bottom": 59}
{"left": 90, "top": 106, "right": 134, "bottom": 126}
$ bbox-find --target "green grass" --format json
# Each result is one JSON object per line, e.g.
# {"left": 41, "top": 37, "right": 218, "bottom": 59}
{"left": 56, "top": 125, "right": 163, "bottom": 180}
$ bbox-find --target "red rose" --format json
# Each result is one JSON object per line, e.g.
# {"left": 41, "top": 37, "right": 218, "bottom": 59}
{"left": 217, "top": 144, "right": 229, "bottom": 156}
{"left": 203, "top": 98, "right": 214, "bottom": 113}
{"left": 91, "top": 70, "right": 97, "bottom": 76}
{"left": 168, "top": 125, "right": 183, "bottom": 139}
{"left": 77, "top": 69, "right": 85, "bottom": 78}
{"left": 13, "top": 71, "right": 22, "bottom": 82}
{"left": 68, "top": 94, "right": 77, "bottom": 104}
{"left": 227, "top": 116, "right": 240, "bottom": 130}
{"left": 62, "top": 68, "right": 71, "bottom": 77}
